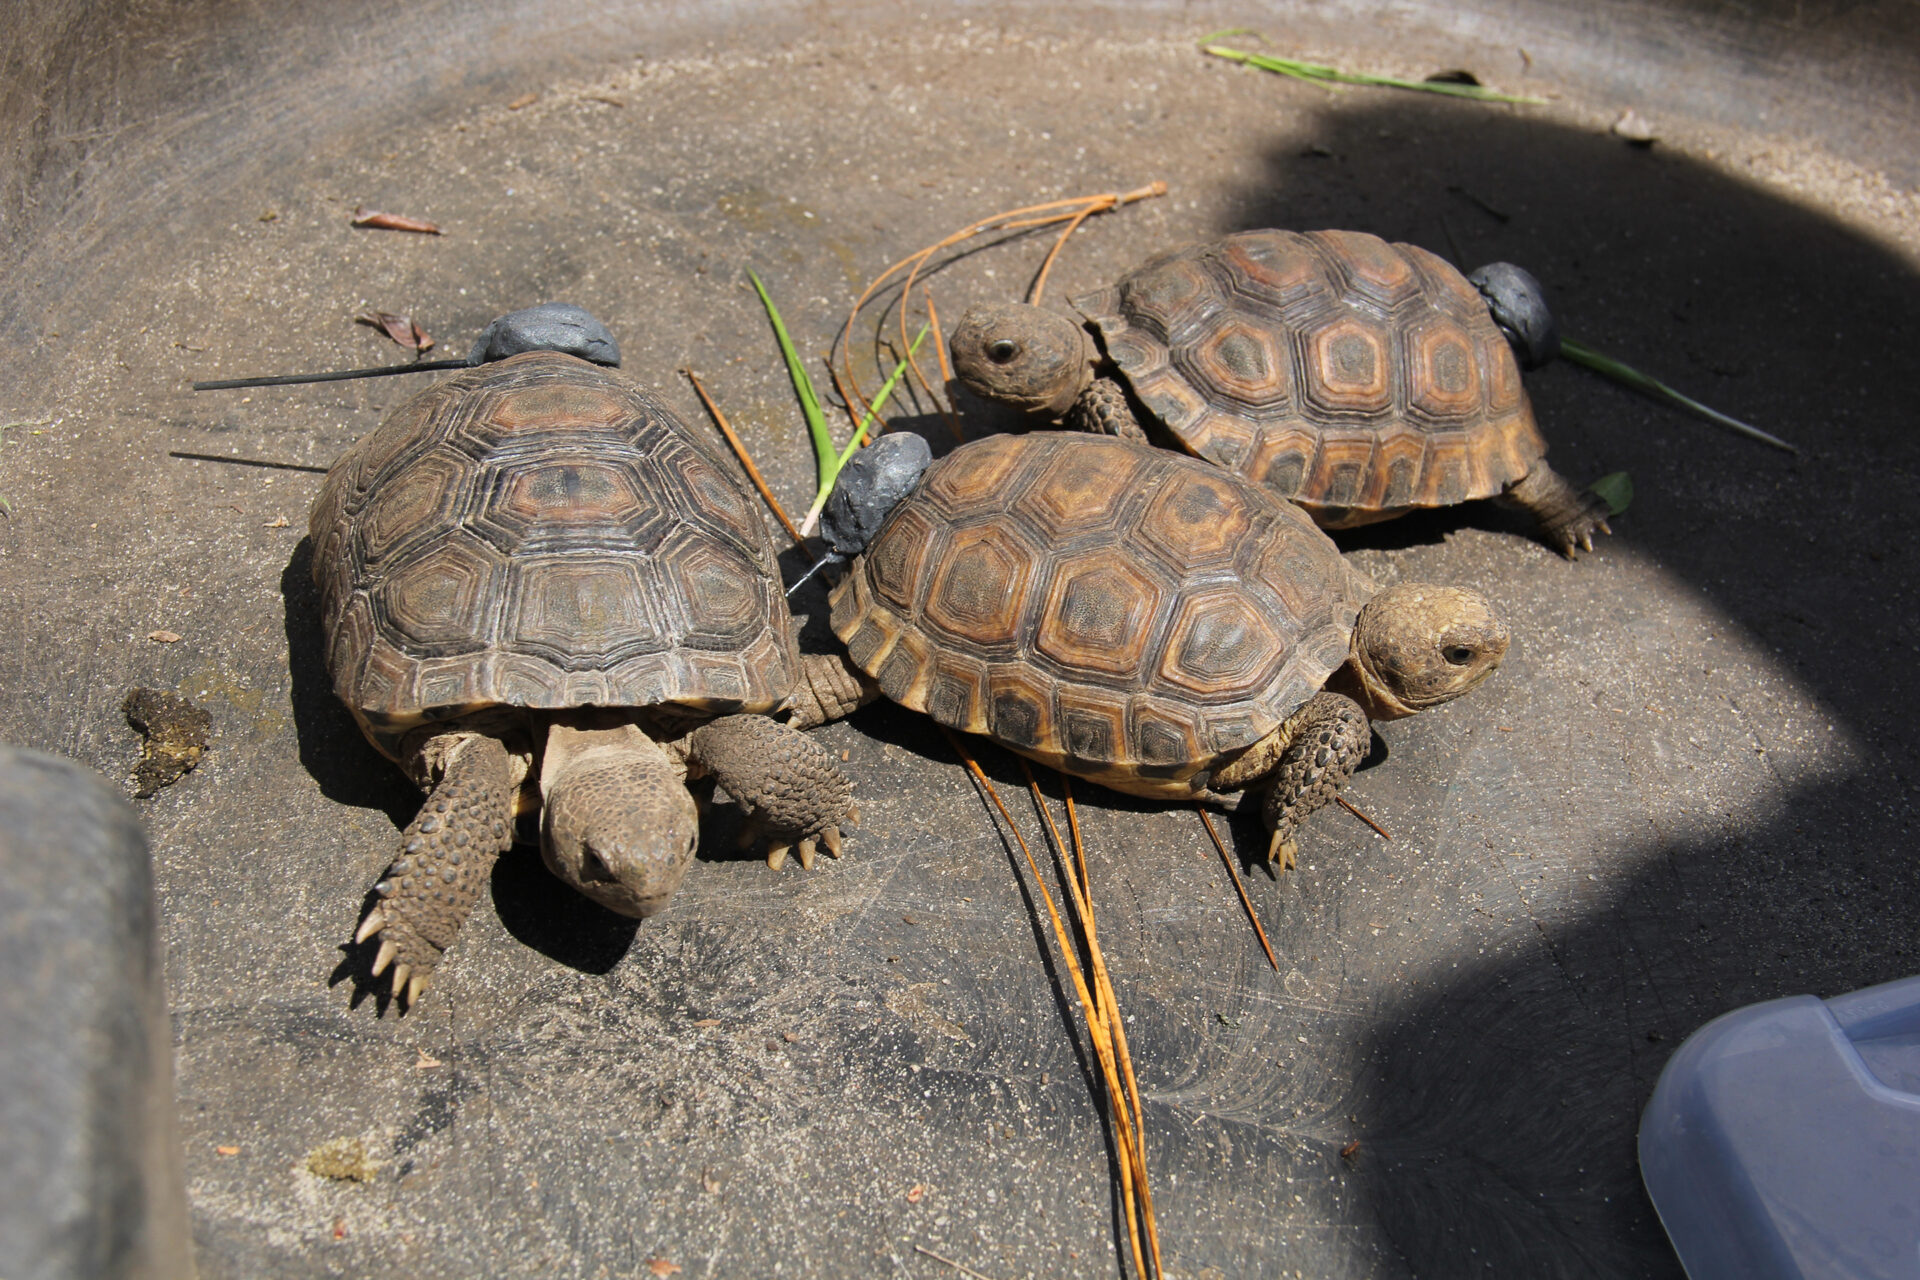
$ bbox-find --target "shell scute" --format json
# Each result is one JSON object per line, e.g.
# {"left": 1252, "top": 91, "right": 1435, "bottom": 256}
{"left": 1138, "top": 469, "right": 1252, "bottom": 569}
{"left": 922, "top": 521, "right": 1039, "bottom": 651}
{"left": 1035, "top": 555, "right": 1165, "bottom": 678}
{"left": 1157, "top": 590, "right": 1287, "bottom": 700}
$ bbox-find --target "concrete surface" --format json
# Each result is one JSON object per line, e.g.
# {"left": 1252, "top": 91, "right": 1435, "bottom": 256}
{"left": 3, "top": 1, "right": 1919, "bottom": 1276}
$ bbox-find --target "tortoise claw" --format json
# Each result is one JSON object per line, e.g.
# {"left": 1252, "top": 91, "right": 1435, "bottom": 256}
{"left": 796, "top": 838, "right": 817, "bottom": 871}
{"left": 390, "top": 961, "right": 412, "bottom": 997}
{"left": 766, "top": 844, "right": 791, "bottom": 870}
{"left": 734, "top": 817, "right": 764, "bottom": 850}
{"left": 372, "top": 937, "right": 399, "bottom": 976}
{"left": 405, "top": 972, "right": 428, "bottom": 1005}
{"left": 1266, "top": 830, "right": 1298, "bottom": 872}
{"left": 844, "top": 804, "right": 860, "bottom": 828}
{"left": 821, "top": 826, "right": 843, "bottom": 859}
{"left": 355, "top": 908, "right": 387, "bottom": 945}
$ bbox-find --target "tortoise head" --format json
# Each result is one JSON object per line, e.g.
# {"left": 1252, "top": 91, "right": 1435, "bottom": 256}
{"left": 468, "top": 302, "right": 622, "bottom": 367}
{"left": 1468, "top": 263, "right": 1559, "bottom": 370}
{"left": 948, "top": 303, "right": 1097, "bottom": 418}
{"left": 1347, "top": 583, "right": 1509, "bottom": 720}
{"left": 539, "top": 725, "right": 698, "bottom": 918}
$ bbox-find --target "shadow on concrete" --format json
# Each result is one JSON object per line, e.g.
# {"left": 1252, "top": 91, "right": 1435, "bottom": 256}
{"left": 490, "top": 845, "right": 642, "bottom": 974}
{"left": 1210, "top": 94, "right": 1920, "bottom": 1275}
{"left": 279, "top": 540, "right": 419, "bottom": 828}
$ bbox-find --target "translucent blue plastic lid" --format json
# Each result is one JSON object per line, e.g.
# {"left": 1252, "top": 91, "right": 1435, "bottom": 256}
{"left": 1640, "top": 974, "right": 1920, "bottom": 1279}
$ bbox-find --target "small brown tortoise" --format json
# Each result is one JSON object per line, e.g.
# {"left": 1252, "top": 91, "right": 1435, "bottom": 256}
{"left": 949, "top": 229, "right": 1612, "bottom": 556}
{"left": 310, "top": 307, "right": 856, "bottom": 1002}
{"left": 795, "top": 431, "right": 1509, "bottom": 865}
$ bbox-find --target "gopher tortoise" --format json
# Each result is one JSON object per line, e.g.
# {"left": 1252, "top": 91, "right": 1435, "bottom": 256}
{"left": 309, "top": 307, "right": 856, "bottom": 1002}
{"left": 794, "top": 431, "right": 1509, "bottom": 866}
{"left": 949, "top": 229, "right": 1611, "bottom": 556}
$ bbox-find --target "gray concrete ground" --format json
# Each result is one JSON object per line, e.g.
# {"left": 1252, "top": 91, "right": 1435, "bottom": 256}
{"left": 3, "top": 1, "right": 1919, "bottom": 1276}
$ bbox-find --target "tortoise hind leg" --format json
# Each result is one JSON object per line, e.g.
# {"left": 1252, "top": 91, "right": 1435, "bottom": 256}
{"left": 686, "top": 714, "right": 855, "bottom": 871}
{"left": 354, "top": 733, "right": 515, "bottom": 1004}
{"left": 784, "top": 651, "right": 879, "bottom": 732}
{"left": 1067, "top": 375, "right": 1149, "bottom": 442}
{"left": 1502, "top": 459, "right": 1613, "bottom": 557}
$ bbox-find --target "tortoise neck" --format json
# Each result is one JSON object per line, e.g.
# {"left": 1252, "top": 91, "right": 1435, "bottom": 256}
{"left": 1328, "top": 646, "right": 1415, "bottom": 722}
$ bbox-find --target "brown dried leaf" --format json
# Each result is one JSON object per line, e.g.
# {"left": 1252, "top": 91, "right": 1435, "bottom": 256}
{"left": 349, "top": 207, "right": 442, "bottom": 235}
{"left": 263, "top": 516, "right": 290, "bottom": 529}
{"left": 507, "top": 92, "right": 538, "bottom": 110}
{"left": 691, "top": 1017, "right": 721, "bottom": 1028}
{"left": 147, "top": 630, "right": 182, "bottom": 644}
{"left": 355, "top": 310, "right": 435, "bottom": 351}
{"left": 646, "top": 1261, "right": 682, "bottom": 1277}
{"left": 215, "top": 1145, "right": 240, "bottom": 1156}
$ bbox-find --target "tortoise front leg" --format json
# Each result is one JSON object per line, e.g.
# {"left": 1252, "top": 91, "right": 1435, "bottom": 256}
{"left": 1213, "top": 692, "right": 1371, "bottom": 871}
{"left": 686, "top": 714, "right": 855, "bottom": 871}
{"left": 1067, "top": 375, "right": 1149, "bottom": 442}
{"left": 1502, "top": 459, "right": 1613, "bottom": 557}
{"left": 354, "top": 732, "right": 516, "bottom": 1004}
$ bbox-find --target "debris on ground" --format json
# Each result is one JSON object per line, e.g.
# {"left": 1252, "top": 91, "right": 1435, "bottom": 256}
{"left": 122, "top": 686, "right": 212, "bottom": 797}
{"left": 304, "top": 1136, "right": 379, "bottom": 1183}
{"left": 349, "top": 207, "right": 442, "bottom": 234}
{"left": 1612, "top": 109, "right": 1658, "bottom": 146}
{"left": 355, "top": 310, "right": 434, "bottom": 351}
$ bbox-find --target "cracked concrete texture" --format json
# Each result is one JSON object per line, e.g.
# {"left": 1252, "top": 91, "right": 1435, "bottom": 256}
{"left": 2, "top": 1, "right": 1919, "bottom": 1276}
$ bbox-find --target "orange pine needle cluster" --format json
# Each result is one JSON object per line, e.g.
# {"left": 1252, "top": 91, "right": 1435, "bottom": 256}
{"left": 835, "top": 183, "right": 1169, "bottom": 442}
{"left": 942, "top": 730, "right": 1163, "bottom": 1279}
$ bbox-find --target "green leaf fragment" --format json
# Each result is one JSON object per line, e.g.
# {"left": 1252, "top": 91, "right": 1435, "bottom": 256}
{"left": 1202, "top": 42, "right": 1546, "bottom": 105}
{"left": 747, "top": 269, "right": 834, "bottom": 488}
{"left": 1587, "top": 471, "right": 1634, "bottom": 516}
{"left": 1559, "top": 337, "right": 1798, "bottom": 455}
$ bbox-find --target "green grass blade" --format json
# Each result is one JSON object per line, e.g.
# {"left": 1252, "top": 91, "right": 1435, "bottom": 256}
{"left": 747, "top": 269, "right": 835, "bottom": 487}
{"left": 1560, "top": 337, "right": 1798, "bottom": 455}
{"left": 799, "top": 324, "right": 931, "bottom": 535}
{"left": 1202, "top": 43, "right": 1546, "bottom": 105}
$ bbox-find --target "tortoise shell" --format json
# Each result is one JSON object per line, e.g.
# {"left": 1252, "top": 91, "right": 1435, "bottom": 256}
{"left": 1073, "top": 229, "right": 1547, "bottom": 527}
{"left": 310, "top": 351, "right": 797, "bottom": 758}
{"left": 828, "top": 433, "right": 1369, "bottom": 798}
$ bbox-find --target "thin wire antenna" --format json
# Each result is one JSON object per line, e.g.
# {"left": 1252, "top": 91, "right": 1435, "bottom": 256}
{"left": 167, "top": 451, "right": 330, "bottom": 474}
{"left": 783, "top": 551, "right": 840, "bottom": 598}
{"left": 192, "top": 358, "right": 474, "bottom": 391}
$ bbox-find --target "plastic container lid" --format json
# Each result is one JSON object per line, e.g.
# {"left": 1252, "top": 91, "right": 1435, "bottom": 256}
{"left": 1640, "top": 974, "right": 1920, "bottom": 1279}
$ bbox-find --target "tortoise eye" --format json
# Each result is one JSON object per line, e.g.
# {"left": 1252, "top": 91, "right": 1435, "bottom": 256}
{"left": 987, "top": 339, "right": 1020, "bottom": 364}
{"left": 1442, "top": 644, "right": 1476, "bottom": 666}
